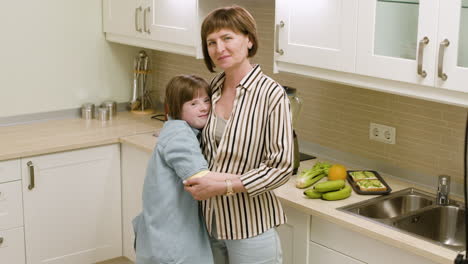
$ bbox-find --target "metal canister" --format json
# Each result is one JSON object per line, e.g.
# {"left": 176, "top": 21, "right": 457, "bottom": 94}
{"left": 81, "top": 103, "right": 95, "bottom": 120}
{"left": 96, "top": 107, "right": 110, "bottom": 121}
{"left": 101, "top": 100, "right": 117, "bottom": 119}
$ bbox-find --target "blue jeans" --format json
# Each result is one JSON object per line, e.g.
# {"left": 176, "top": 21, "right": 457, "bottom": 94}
{"left": 209, "top": 221, "right": 283, "bottom": 264}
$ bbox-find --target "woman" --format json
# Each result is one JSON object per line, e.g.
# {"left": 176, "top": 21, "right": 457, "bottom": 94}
{"left": 183, "top": 5, "right": 293, "bottom": 263}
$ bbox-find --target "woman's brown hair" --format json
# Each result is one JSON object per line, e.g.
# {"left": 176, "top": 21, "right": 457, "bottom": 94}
{"left": 165, "top": 75, "right": 210, "bottom": 120}
{"left": 201, "top": 5, "right": 258, "bottom": 72}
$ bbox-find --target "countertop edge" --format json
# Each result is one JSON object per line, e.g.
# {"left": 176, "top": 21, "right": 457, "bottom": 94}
{"left": 0, "top": 138, "right": 120, "bottom": 160}
{"left": 119, "top": 137, "right": 155, "bottom": 154}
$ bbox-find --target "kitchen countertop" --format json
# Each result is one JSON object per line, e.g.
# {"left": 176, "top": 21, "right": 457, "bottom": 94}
{"left": 0, "top": 114, "right": 461, "bottom": 263}
{"left": 276, "top": 159, "right": 460, "bottom": 264}
{"left": 0, "top": 112, "right": 163, "bottom": 161}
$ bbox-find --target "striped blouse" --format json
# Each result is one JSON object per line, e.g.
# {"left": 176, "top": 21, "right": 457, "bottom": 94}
{"left": 201, "top": 65, "right": 294, "bottom": 240}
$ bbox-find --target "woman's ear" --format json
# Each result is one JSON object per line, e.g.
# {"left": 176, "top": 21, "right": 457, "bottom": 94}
{"left": 247, "top": 35, "right": 253, "bottom": 50}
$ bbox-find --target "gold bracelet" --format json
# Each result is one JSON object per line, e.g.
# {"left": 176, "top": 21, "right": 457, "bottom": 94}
{"left": 225, "top": 179, "right": 234, "bottom": 196}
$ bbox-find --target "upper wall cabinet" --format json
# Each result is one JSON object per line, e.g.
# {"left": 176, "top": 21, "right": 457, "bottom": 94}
{"left": 274, "top": 0, "right": 359, "bottom": 73}
{"left": 147, "top": 0, "right": 198, "bottom": 47}
{"left": 437, "top": 0, "right": 468, "bottom": 92}
{"left": 274, "top": 0, "right": 468, "bottom": 107}
{"left": 356, "top": 0, "right": 439, "bottom": 86}
{"left": 102, "top": 0, "right": 142, "bottom": 38}
{"left": 103, "top": 0, "right": 202, "bottom": 58}
{"left": 357, "top": 0, "right": 468, "bottom": 93}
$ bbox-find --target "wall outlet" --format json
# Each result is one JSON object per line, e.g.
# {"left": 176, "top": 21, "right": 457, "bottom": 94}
{"left": 369, "top": 123, "right": 396, "bottom": 144}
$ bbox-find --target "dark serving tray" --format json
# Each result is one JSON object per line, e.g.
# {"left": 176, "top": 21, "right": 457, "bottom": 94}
{"left": 346, "top": 170, "right": 392, "bottom": 195}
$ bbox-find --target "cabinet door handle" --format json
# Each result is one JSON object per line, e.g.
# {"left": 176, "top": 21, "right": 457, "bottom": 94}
{"left": 417, "top": 37, "right": 429, "bottom": 78}
{"left": 0, "top": 237, "right": 3, "bottom": 245}
{"left": 27, "top": 161, "right": 35, "bottom": 190}
{"left": 437, "top": 39, "right": 450, "bottom": 81}
{"left": 135, "top": 7, "right": 143, "bottom": 33}
{"left": 144, "top": 7, "right": 151, "bottom": 34}
{"left": 275, "top": 21, "right": 285, "bottom": 55}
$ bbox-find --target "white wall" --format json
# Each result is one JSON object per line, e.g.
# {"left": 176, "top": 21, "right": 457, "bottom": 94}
{"left": 0, "top": 0, "right": 140, "bottom": 118}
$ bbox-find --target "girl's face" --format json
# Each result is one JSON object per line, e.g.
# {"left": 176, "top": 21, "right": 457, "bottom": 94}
{"left": 206, "top": 28, "right": 252, "bottom": 71}
{"left": 181, "top": 89, "right": 211, "bottom": 129}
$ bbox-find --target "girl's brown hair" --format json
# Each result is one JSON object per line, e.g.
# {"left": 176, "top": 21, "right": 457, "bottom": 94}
{"left": 165, "top": 75, "right": 210, "bottom": 120}
{"left": 201, "top": 5, "right": 258, "bottom": 72}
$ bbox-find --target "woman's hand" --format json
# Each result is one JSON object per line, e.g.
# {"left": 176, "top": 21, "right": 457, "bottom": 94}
{"left": 183, "top": 172, "right": 226, "bottom": 200}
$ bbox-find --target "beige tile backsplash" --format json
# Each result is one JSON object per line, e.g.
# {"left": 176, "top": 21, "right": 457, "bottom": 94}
{"left": 149, "top": 1, "right": 467, "bottom": 184}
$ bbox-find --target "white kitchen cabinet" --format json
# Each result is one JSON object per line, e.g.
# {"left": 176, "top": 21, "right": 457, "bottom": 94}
{"left": 0, "top": 159, "right": 25, "bottom": 264}
{"left": 0, "top": 160, "right": 23, "bottom": 231}
{"left": 278, "top": 204, "right": 439, "bottom": 264}
{"left": 0, "top": 227, "right": 26, "bottom": 264}
{"left": 146, "top": 0, "right": 198, "bottom": 47}
{"left": 121, "top": 143, "right": 151, "bottom": 262}
{"left": 357, "top": 0, "right": 468, "bottom": 93}
{"left": 0, "top": 181, "right": 23, "bottom": 231}
{"left": 356, "top": 0, "right": 439, "bottom": 86}
{"left": 308, "top": 240, "right": 364, "bottom": 264}
{"left": 436, "top": 0, "right": 468, "bottom": 92}
{"left": 0, "top": 159, "right": 21, "bottom": 183}
{"left": 21, "top": 144, "right": 122, "bottom": 264}
{"left": 102, "top": 0, "right": 142, "bottom": 38}
{"left": 276, "top": 204, "right": 310, "bottom": 264}
{"left": 274, "top": 0, "right": 359, "bottom": 73}
{"left": 309, "top": 216, "right": 438, "bottom": 264}
{"left": 103, "top": 0, "right": 203, "bottom": 58}
{"left": 273, "top": 0, "right": 468, "bottom": 107}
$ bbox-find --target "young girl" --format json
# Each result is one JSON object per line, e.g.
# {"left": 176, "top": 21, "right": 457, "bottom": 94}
{"left": 132, "top": 74, "right": 214, "bottom": 264}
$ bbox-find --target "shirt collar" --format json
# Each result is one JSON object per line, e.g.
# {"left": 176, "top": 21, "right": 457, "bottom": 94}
{"left": 212, "top": 64, "right": 262, "bottom": 93}
{"left": 238, "top": 64, "right": 262, "bottom": 90}
{"left": 166, "top": 116, "right": 201, "bottom": 136}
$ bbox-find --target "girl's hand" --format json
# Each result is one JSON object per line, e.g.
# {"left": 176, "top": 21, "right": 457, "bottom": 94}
{"left": 183, "top": 173, "right": 226, "bottom": 200}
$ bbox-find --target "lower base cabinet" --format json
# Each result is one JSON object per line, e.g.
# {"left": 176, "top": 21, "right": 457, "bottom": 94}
{"left": 278, "top": 204, "right": 438, "bottom": 264}
{"left": 121, "top": 143, "right": 151, "bottom": 262}
{"left": 277, "top": 205, "right": 310, "bottom": 264}
{"left": 308, "top": 240, "right": 364, "bottom": 264}
{"left": 0, "top": 227, "right": 26, "bottom": 264}
{"left": 21, "top": 144, "right": 122, "bottom": 264}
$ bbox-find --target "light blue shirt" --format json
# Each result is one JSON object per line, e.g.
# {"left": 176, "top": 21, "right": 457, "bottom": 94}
{"left": 133, "top": 120, "right": 213, "bottom": 264}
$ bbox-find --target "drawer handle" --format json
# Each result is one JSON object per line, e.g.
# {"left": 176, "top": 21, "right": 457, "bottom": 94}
{"left": 437, "top": 39, "right": 450, "bottom": 81}
{"left": 417, "top": 36, "right": 429, "bottom": 78}
{"left": 27, "top": 161, "right": 35, "bottom": 190}
{"left": 275, "top": 21, "right": 285, "bottom": 55}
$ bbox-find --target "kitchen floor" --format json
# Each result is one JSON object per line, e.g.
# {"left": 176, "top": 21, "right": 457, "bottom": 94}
{"left": 96, "top": 257, "right": 133, "bottom": 264}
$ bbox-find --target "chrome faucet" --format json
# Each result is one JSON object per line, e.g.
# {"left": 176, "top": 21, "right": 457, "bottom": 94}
{"left": 436, "top": 175, "right": 451, "bottom": 205}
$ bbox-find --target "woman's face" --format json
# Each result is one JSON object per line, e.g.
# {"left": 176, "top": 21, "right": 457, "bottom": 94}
{"left": 180, "top": 89, "right": 211, "bottom": 129}
{"left": 206, "top": 28, "right": 252, "bottom": 71}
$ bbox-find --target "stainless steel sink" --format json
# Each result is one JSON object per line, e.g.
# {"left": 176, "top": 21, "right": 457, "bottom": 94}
{"left": 392, "top": 205, "right": 465, "bottom": 250}
{"left": 339, "top": 188, "right": 466, "bottom": 251}
{"left": 343, "top": 188, "right": 433, "bottom": 219}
